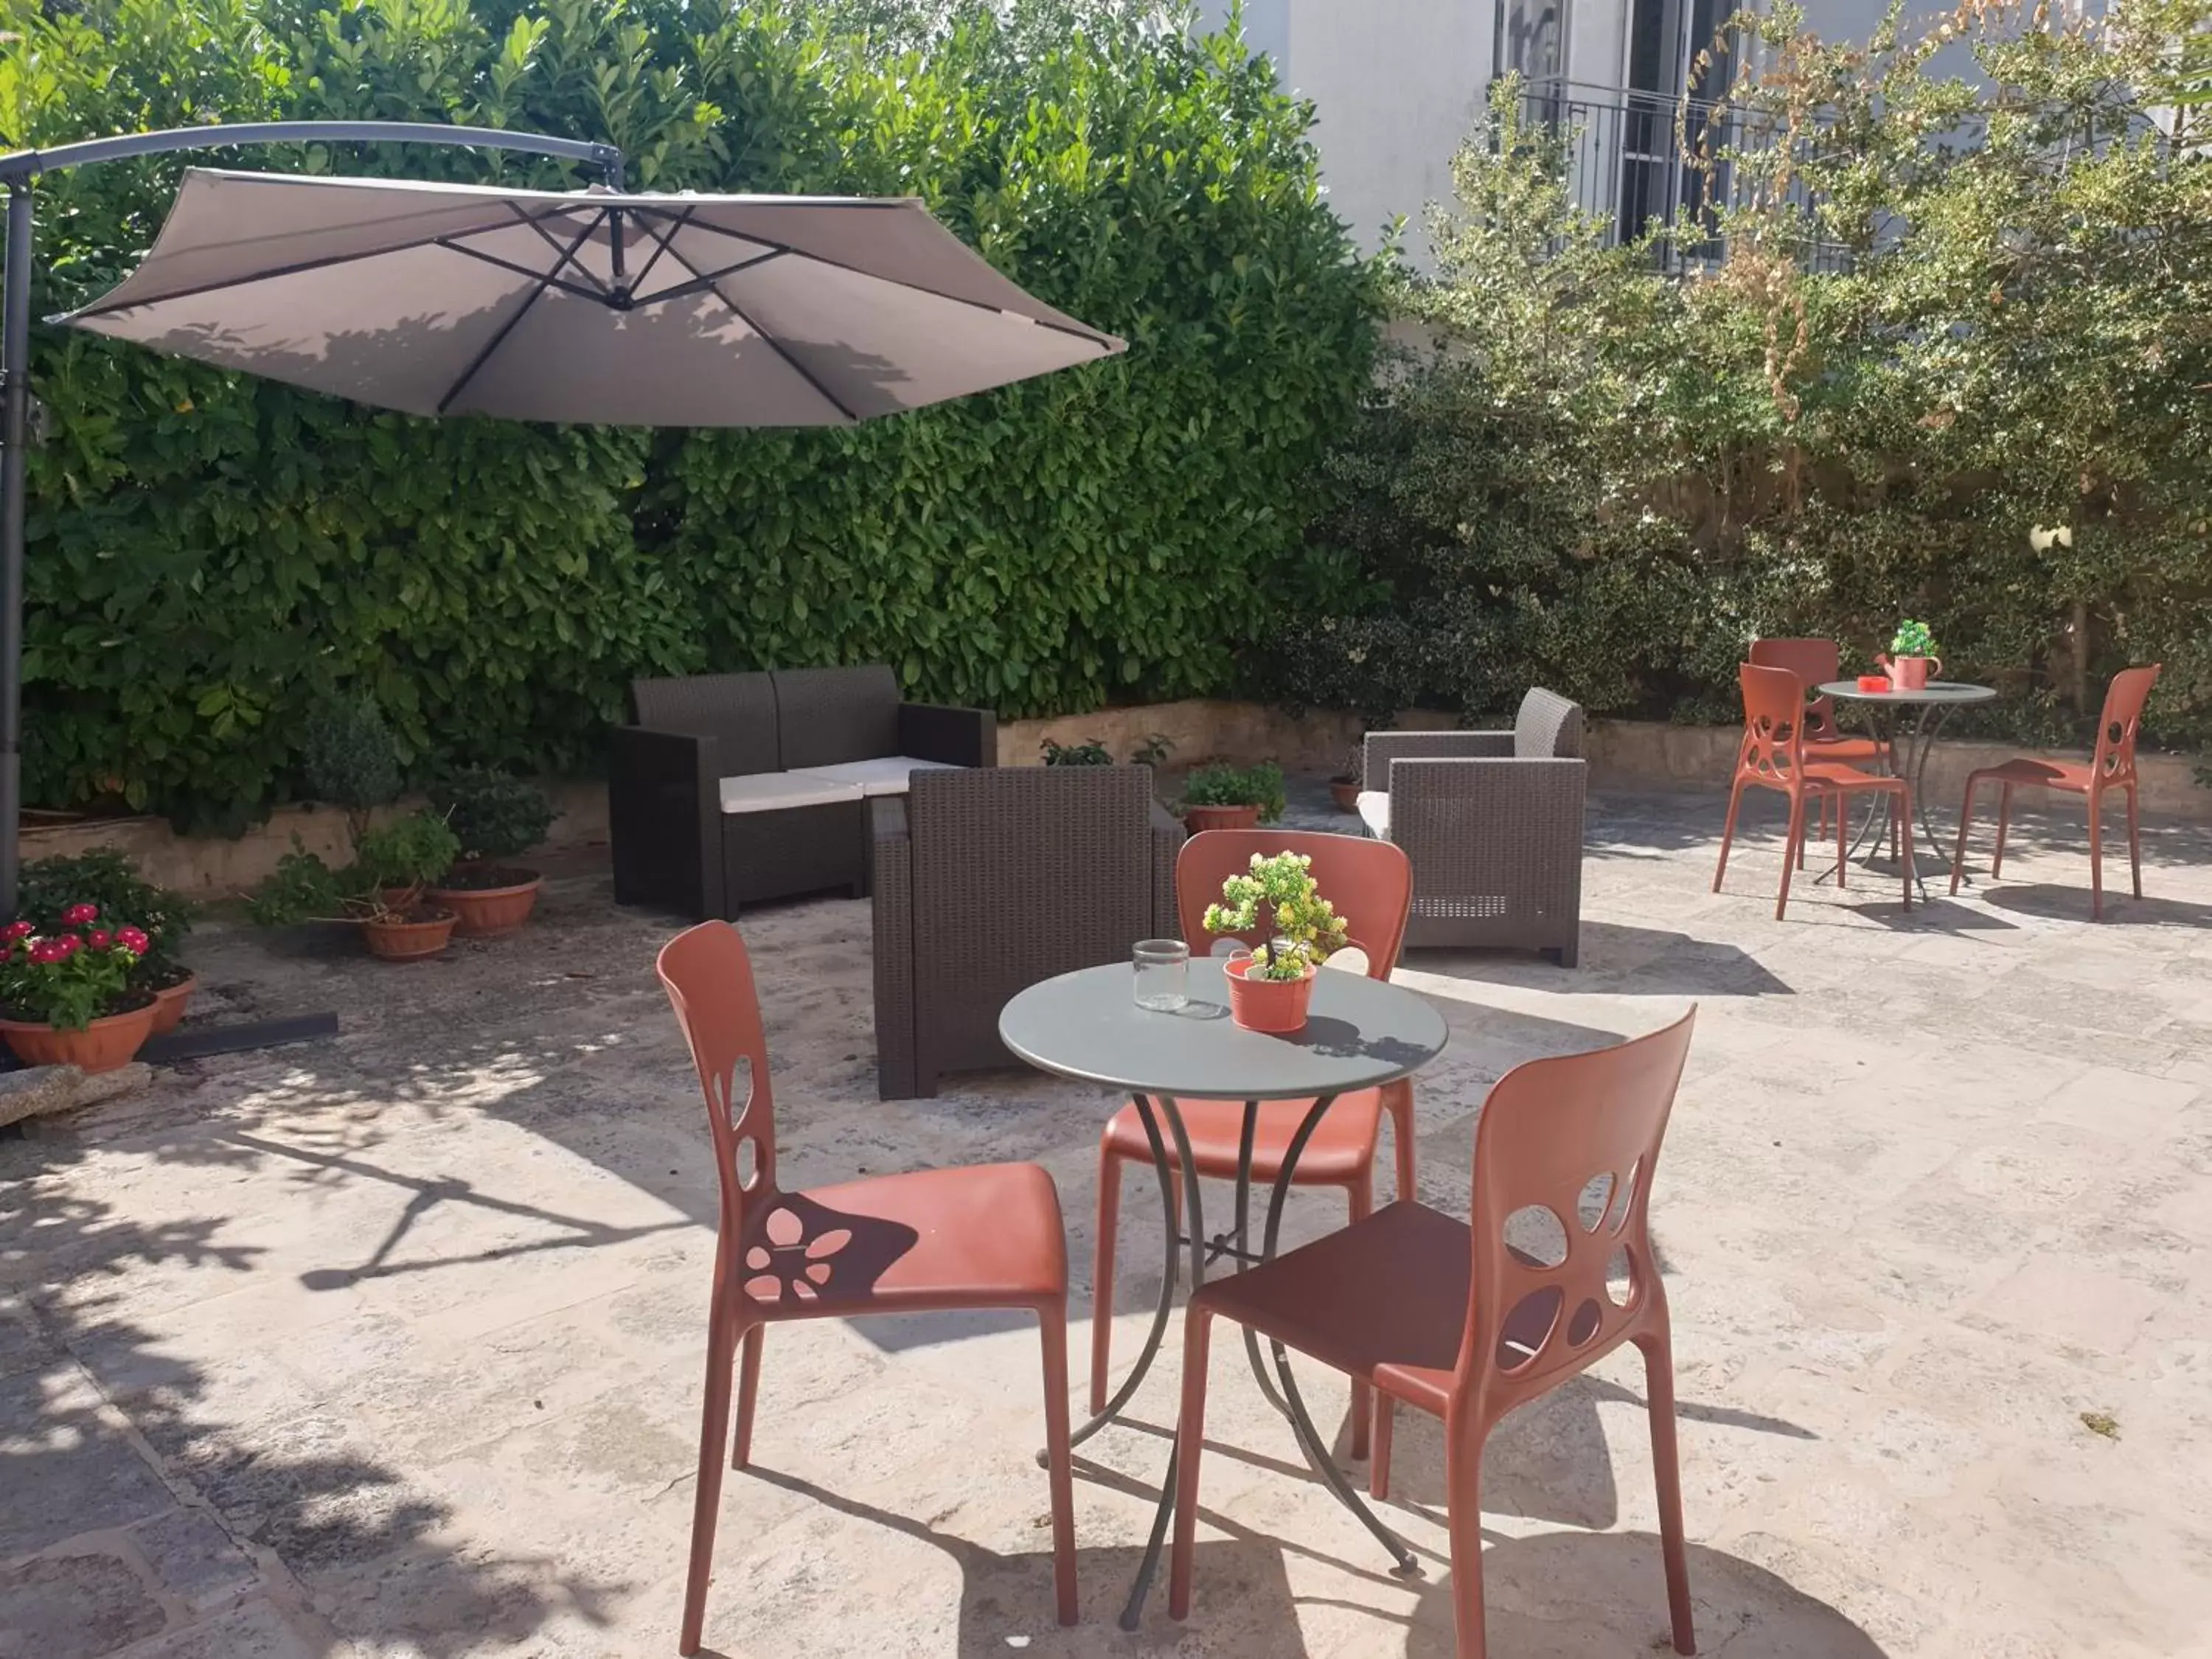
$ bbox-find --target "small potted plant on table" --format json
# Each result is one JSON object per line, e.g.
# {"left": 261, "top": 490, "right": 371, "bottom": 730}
{"left": 0, "top": 908, "right": 156, "bottom": 1070}
{"left": 1180, "top": 762, "right": 1286, "bottom": 834}
{"left": 429, "top": 770, "right": 556, "bottom": 938}
{"left": 15, "top": 847, "right": 196, "bottom": 1032}
{"left": 1204, "top": 850, "right": 1350, "bottom": 1033}
{"left": 1882, "top": 620, "right": 1943, "bottom": 691}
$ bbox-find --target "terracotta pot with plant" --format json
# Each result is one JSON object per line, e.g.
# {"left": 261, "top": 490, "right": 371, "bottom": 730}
{"left": 1329, "top": 745, "right": 1363, "bottom": 814}
{"left": 1880, "top": 619, "right": 1943, "bottom": 692}
{"left": 15, "top": 846, "right": 196, "bottom": 1033}
{"left": 1204, "top": 849, "right": 1350, "bottom": 1034}
{"left": 1180, "top": 762, "right": 1286, "bottom": 834}
{"left": 429, "top": 770, "right": 556, "bottom": 938}
{"left": 0, "top": 908, "right": 158, "bottom": 1070}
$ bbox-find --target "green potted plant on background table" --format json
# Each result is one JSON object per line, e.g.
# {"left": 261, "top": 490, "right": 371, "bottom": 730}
{"left": 0, "top": 908, "right": 156, "bottom": 1070}
{"left": 15, "top": 847, "right": 197, "bottom": 1032}
{"left": 1179, "top": 761, "right": 1286, "bottom": 833}
{"left": 429, "top": 770, "right": 556, "bottom": 938}
{"left": 1203, "top": 849, "right": 1350, "bottom": 1033}
{"left": 1882, "top": 620, "right": 1944, "bottom": 691}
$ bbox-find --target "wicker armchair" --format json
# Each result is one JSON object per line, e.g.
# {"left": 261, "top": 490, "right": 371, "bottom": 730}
{"left": 610, "top": 666, "right": 995, "bottom": 919}
{"left": 872, "top": 766, "right": 1183, "bottom": 1099}
{"left": 1357, "top": 688, "right": 1587, "bottom": 965}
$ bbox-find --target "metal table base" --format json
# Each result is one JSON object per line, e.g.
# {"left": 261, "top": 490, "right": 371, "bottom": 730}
{"left": 1812, "top": 686, "right": 1992, "bottom": 900}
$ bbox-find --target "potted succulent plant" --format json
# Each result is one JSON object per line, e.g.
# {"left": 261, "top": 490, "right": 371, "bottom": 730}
{"left": 15, "top": 847, "right": 196, "bottom": 1033}
{"left": 0, "top": 908, "right": 157, "bottom": 1070}
{"left": 428, "top": 770, "right": 556, "bottom": 938}
{"left": 1180, "top": 762, "right": 1286, "bottom": 833}
{"left": 1204, "top": 851, "right": 1350, "bottom": 1033}
{"left": 1882, "top": 620, "right": 1943, "bottom": 691}
{"left": 248, "top": 810, "right": 463, "bottom": 961}
{"left": 1329, "top": 745, "right": 1363, "bottom": 815}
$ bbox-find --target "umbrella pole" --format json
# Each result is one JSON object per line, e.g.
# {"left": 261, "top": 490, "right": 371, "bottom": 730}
{"left": 0, "top": 181, "right": 30, "bottom": 918}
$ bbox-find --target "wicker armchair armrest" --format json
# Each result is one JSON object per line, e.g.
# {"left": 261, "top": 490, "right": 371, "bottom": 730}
{"left": 898, "top": 702, "right": 997, "bottom": 767}
{"left": 1148, "top": 799, "right": 1186, "bottom": 937}
{"left": 869, "top": 796, "right": 919, "bottom": 1099}
{"left": 608, "top": 725, "right": 722, "bottom": 919}
{"left": 1363, "top": 729, "right": 1512, "bottom": 787}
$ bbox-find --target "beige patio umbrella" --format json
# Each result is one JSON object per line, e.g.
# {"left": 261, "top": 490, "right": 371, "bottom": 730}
{"left": 55, "top": 168, "right": 1124, "bottom": 424}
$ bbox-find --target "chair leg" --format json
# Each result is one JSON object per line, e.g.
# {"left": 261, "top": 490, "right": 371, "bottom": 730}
{"left": 1385, "top": 1083, "right": 1417, "bottom": 1207}
{"left": 1992, "top": 783, "right": 2014, "bottom": 877}
{"left": 731, "top": 1324, "right": 764, "bottom": 1470}
{"left": 1371, "top": 1395, "right": 1394, "bottom": 1501}
{"left": 1444, "top": 1416, "right": 1491, "bottom": 1659}
{"left": 681, "top": 1304, "right": 742, "bottom": 1657}
{"left": 1712, "top": 779, "right": 1746, "bottom": 892}
{"left": 1037, "top": 1301, "right": 1079, "bottom": 1627}
{"left": 1637, "top": 1321, "right": 1698, "bottom": 1655}
{"left": 1089, "top": 1144, "right": 1122, "bottom": 1414}
{"left": 2127, "top": 785, "right": 2143, "bottom": 898}
{"left": 1348, "top": 1179, "right": 1372, "bottom": 1462}
{"left": 1167, "top": 1307, "right": 1215, "bottom": 1621}
{"left": 1775, "top": 794, "right": 1805, "bottom": 920}
{"left": 1950, "top": 776, "right": 1976, "bottom": 896}
{"left": 1897, "top": 785, "right": 1915, "bottom": 909}
{"left": 2089, "top": 790, "right": 2106, "bottom": 921}
{"left": 1888, "top": 796, "right": 1900, "bottom": 863}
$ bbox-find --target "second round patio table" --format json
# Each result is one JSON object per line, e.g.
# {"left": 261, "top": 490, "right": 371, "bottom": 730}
{"left": 1817, "top": 678, "right": 1998, "bottom": 897}
{"left": 1000, "top": 956, "right": 1450, "bottom": 1629}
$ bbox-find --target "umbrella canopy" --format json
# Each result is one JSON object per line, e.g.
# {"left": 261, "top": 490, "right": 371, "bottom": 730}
{"left": 56, "top": 168, "right": 1123, "bottom": 426}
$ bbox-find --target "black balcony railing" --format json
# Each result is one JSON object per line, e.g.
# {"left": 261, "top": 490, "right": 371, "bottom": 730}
{"left": 1505, "top": 76, "right": 1845, "bottom": 271}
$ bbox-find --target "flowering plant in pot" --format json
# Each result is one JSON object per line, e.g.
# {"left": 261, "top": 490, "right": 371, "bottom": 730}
{"left": 1180, "top": 762, "right": 1286, "bottom": 833}
{"left": 1203, "top": 851, "right": 1349, "bottom": 1033}
{"left": 1881, "top": 620, "right": 1943, "bottom": 691}
{"left": 0, "top": 908, "right": 156, "bottom": 1070}
{"left": 428, "top": 770, "right": 555, "bottom": 938}
{"left": 15, "top": 847, "right": 196, "bottom": 1033}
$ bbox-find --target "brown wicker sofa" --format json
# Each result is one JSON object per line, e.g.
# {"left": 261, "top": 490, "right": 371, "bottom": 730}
{"left": 872, "top": 766, "right": 1183, "bottom": 1099}
{"left": 1355, "top": 687, "right": 1587, "bottom": 965}
{"left": 609, "top": 665, "right": 995, "bottom": 919}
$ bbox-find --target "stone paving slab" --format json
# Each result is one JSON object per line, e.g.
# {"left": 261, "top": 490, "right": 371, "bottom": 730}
{"left": 1, "top": 785, "right": 2208, "bottom": 1658}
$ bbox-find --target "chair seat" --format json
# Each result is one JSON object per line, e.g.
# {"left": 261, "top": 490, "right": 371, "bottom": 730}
{"left": 1192, "top": 1200, "right": 1470, "bottom": 1413}
{"left": 717, "top": 771, "right": 866, "bottom": 815}
{"left": 1804, "top": 734, "right": 1886, "bottom": 763}
{"left": 1104, "top": 1089, "right": 1389, "bottom": 1184}
{"left": 790, "top": 756, "right": 964, "bottom": 797}
{"left": 1354, "top": 790, "right": 1391, "bottom": 837}
{"left": 1969, "top": 757, "right": 2096, "bottom": 793}
{"left": 1800, "top": 758, "right": 1906, "bottom": 792}
{"left": 734, "top": 1163, "right": 1065, "bottom": 1312}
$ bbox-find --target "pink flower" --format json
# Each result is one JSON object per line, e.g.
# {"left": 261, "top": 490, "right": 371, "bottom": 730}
{"left": 116, "top": 926, "right": 150, "bottom": 955}
{"left": 27, "top": 941, "right": 62, "bottom": 964}
{"left": 52, "top": 935, "right": 80, "bottom": 958}
{"left": 2, "top": 919, "right": 30, "bottom": 942}
{"left": 60, "top": 903, "right": 98, "bottom": 926}
{"left": 88, "top": 929, "right": 112, "bottom": 950}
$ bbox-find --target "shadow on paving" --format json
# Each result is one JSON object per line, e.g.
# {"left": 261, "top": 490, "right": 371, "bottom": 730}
{"left": 0, "top": 1134, "right": 628, "bottom": 1654}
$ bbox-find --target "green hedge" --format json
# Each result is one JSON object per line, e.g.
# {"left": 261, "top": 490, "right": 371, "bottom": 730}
{"left": 2, "top": 0, "right": 1381, "bottom": 831}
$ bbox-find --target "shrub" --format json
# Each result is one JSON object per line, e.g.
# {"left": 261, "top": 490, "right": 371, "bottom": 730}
{"left": 1182, "top": 761, "right": 1285, "bottom": 822}
{"left": 299, "top": 694, "right": 402, "bottom": 844}
{"left": 1041, "top": 738, "right": 1114, "bottom": 767}
{"left": 434, "top": 770, "right": 554, "bottom": 865}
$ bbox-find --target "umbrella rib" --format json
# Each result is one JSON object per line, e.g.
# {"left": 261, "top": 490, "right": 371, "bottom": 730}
{"left": 60, "top": 204, "right": 585, "bottom": 321}
{"left": 507, "top": 203, "right": 613, "bottom": 298}
{"left": 435, "top": 211, "right": 605, "bottom": 416}
{"left": 622, "top": 204, "right": 690, "bottom": 297}
{"left": 434, "top": 239, "right": 619, "bottom": 305}
{"left": 647, "top": 247, "right": 785, "bottom": 306}
{"left": 652, "top": 237, "right": 862, "bottom": 425}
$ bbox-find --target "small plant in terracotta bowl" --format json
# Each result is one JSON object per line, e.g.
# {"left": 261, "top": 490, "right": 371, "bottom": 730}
{"left": 249, "top": 810, "right": 463, "bottom": 961}
{"left": 0, "top": 908, "right": 156, "bottom": 1070}
{"left": 429, "top": 770, "right": 555, "bottom": 939}
{"left": 1180, "top": 762, "right": 1286, "bottom": 834}
{"left": 1203, "top": 850, "right": 1349, "bottom": 1032}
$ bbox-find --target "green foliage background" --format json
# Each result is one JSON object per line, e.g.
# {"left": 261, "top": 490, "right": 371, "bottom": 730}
{"left": 1265, "top": 3, "right": 2212, "bottom": 751}
{"left": 0, "top": 0, "right": 1381, "bottom": 830}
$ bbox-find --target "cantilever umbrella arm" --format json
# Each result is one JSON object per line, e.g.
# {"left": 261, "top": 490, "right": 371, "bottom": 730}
{"left": 0, "top": 120, "right": 625, "bottom": 923}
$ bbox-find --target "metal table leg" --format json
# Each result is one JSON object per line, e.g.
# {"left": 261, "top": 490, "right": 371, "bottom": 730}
{"left": 1262, "top": 1093, "right": 1420, "bottom": 1577}
{"left": 1901, "top": 702, "right": 1961, "bottom": 894}
{"left": 1233, "top": 1099, "right": 1291, "bottom": 1419}
{"left": 1066, "top": 1094, "right": 1180, "bottom": 1454}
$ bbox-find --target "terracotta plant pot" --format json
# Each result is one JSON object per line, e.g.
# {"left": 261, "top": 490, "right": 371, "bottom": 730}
{"left": 363, "top": 908, "right": 459, "bottom": 962}
{"left": 428, "top": 869, "right": 542, "bottom": 939}
{"left": 1329, "top": 778, "right": 1361, "bottom": 813}
{"left": 1183, "top": 803, "right": 1261, "bottom": 834}
{"left": 1225, "top": 956, "right": 1317, "bottom": 1034}
{"left": 0, "top": 1000, "right": 158, "bottom": 1072}
{"left": 147, "top": 974, "right": 197, "bottom": 1037}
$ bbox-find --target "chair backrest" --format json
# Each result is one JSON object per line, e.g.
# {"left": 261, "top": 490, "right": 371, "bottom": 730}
{"left": 2092, "top": 664, "right": 2161, "bottom": 785}
{"left": 1735, "top": 662, "right": 1806, "bottom": 785}
{"left": 632, "top": 672, "right": 780, "bottom": 776}
{"left": 773, "top": 665, "right": 900, "bottom": 769}
{"left": 1748, "top": 638, "right": 1844, "bottom": 741}
{"left": 656, "top": 921, "right": 779, "bottom": 1245}
{"left": 1175, "top": 830, "right": 1413, "bottom": 977}
{"left": 1457, "top": 1008, "right": 1696, "bottom": 1416}
{"left": 1514, "top": 688, "right": 1586, "bottom": 759}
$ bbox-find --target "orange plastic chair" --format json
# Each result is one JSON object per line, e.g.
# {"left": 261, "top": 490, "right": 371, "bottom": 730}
{"left": 658, "top": 922, "right": 1077, "bottom": 1655}
{"left": 1090, "top": 831, "right": 1414, "bottom": 1450}
{"left": 1748, "top": 637, "right": 1894, "bottom": 861}
{"left": 1950, "top": 664, "right": 2162, "bottom": 919}
{"left": 1714, "top": 662, "right": 1913, "bottom": 918}
{"left": 1166, "top": 1010, "right": 1700, "bottom": 1659}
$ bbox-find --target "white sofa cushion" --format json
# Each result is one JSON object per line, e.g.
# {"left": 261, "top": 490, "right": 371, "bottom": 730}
{"left": 790, "top": 757, "right": 964, "bottom": 797}
{"left": 1355, "top": 790, "right": 1391, "bottom": 837}
{"left": 717, "top": 772, "right": 865, "bottom": 815}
